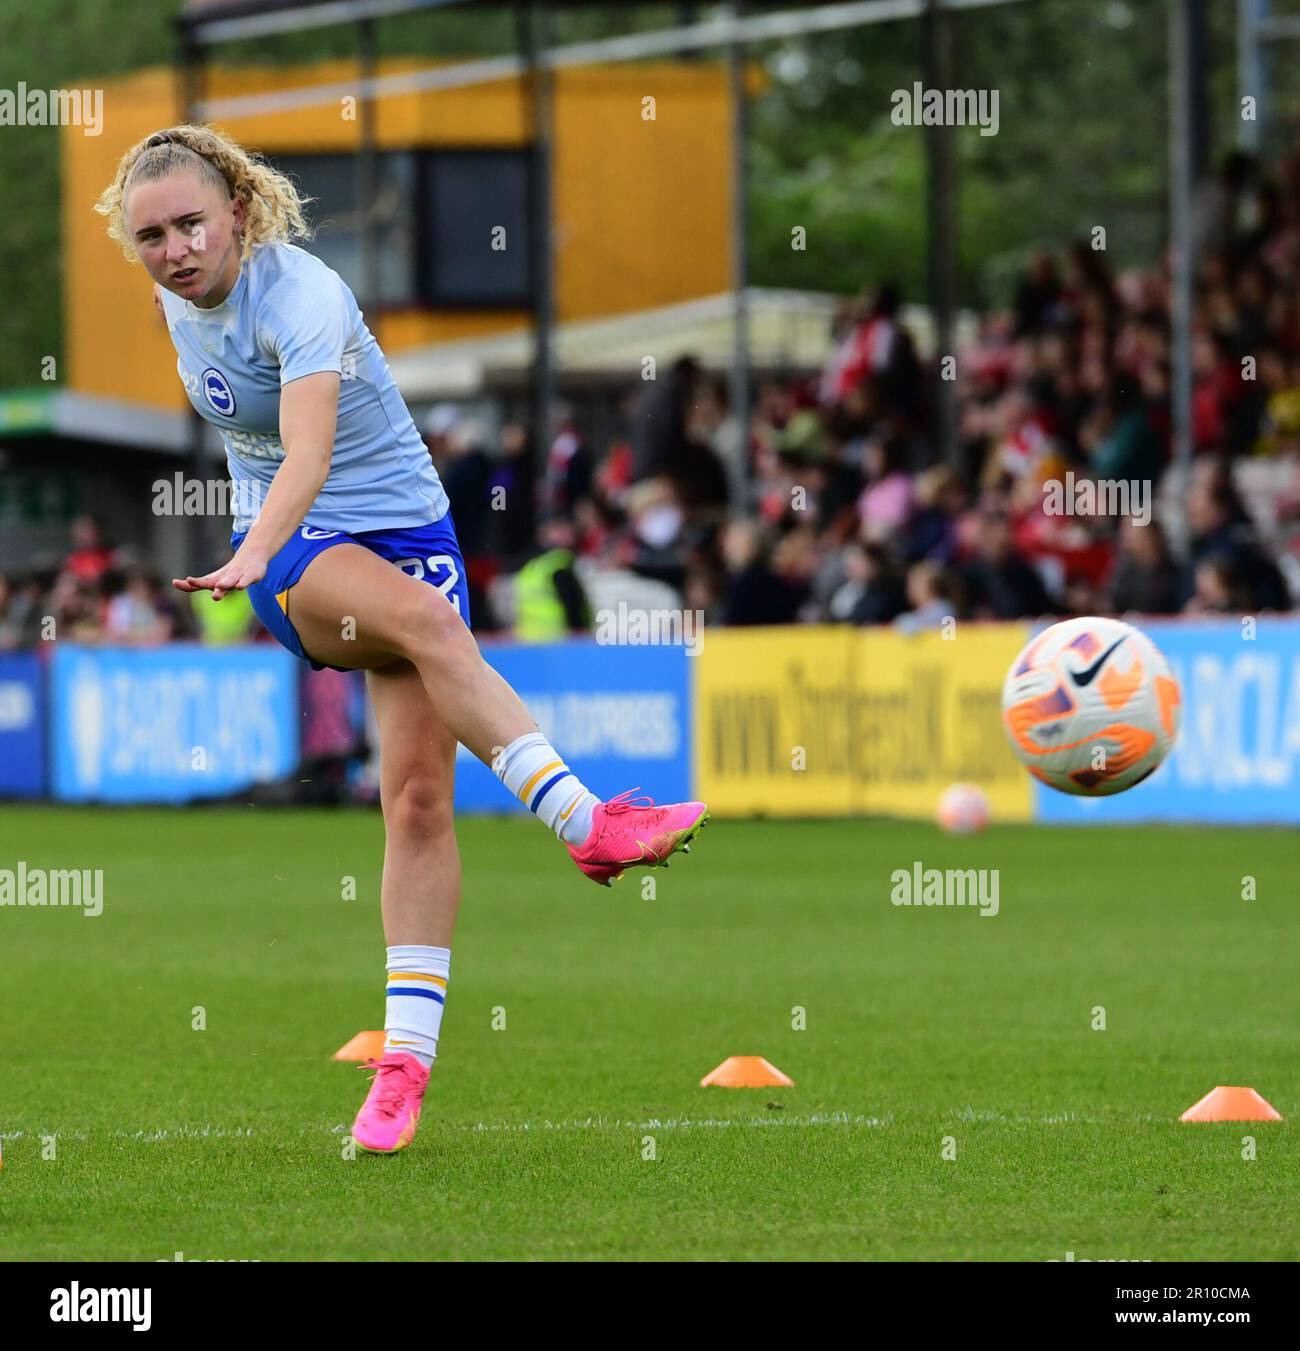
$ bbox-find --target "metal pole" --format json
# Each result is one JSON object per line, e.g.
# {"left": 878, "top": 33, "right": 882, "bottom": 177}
{"left": 679, "top": 2, "right": 701, "bottom": 56}
{"left": 923, "top": 0, "right": 957, "bottom": 468}
{"left": 728, "top": 1, "right": 750, "bottom": 442}
{"left": 1238, "top": 0, "right": 1268, "bottom": 153}
{"left": 1169, "top": 0, "right": 1195, "bottom": 477}
{"left": 518, "top": 1, "right": 555, "bottom": 478}
{"left": 357, "top": 16, "right": 381, "bottom": 321}
{"left": 1189, "top": 0, "right": 1210, "bottom": 179}
{"left": 180, "top": 29, "right": 215, "bottom": 577}
{"left": 178, "top": 27, "right": 202, "bottom": 127}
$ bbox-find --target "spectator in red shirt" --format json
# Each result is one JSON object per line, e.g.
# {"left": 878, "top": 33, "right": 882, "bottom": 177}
{"left": 61, "top": 515, "right": 117, "bottom": 588}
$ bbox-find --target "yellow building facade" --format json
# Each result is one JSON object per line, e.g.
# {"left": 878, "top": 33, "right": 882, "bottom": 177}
{"left": 62, "top": 57, "right": 742, "bottom": 424}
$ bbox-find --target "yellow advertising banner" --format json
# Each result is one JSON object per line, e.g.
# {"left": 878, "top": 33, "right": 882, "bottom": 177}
{"left": 694, "top": 623, "right": 1034, "bottom": 822}
{"left": 694, "top": 627, "right": 858, "bottom": 816}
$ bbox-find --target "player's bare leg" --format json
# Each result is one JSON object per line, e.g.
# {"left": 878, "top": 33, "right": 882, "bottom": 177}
{"left": 286, "top": 544, "right": 708, "bottom": 887}
{"left": 367, "top": 658, "right": 460, "bottom": 948}
{"left": 351, "top": 658, "right": 459, "bottom": 1152}
{"left": 288, "top": 544, "right": 529, "bottom": 760}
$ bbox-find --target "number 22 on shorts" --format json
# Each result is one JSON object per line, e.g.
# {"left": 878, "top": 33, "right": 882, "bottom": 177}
{"left": 394, "top": 554, "right": 461, "bottom": 612}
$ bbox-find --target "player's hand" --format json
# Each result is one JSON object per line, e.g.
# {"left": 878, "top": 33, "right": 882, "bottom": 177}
{"left": 172, "top": 549, "right": 268, "bottom": 600}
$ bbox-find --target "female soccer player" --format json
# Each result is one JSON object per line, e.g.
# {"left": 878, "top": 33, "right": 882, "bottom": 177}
{"left": 96, "top": 125, "right": 707, "bottom": 1154}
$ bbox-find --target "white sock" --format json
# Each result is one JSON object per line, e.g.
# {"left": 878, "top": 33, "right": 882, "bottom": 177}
{"left": 493, "top": 731, "right": 597, "bottom": 846}
{"left": 383, "top": 944, "right": 450, "bottom": 1069}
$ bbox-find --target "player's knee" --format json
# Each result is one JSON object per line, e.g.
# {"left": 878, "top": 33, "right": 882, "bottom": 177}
{"left": 386, "top": 774, "right": 453, "bottom": 841}
{"left": 400, "top": 588, "right": 469, "bottom": 665}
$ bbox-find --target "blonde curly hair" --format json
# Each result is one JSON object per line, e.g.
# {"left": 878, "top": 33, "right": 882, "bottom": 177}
{"left": 94, "top": 123, "right": 313, "bottom": 262}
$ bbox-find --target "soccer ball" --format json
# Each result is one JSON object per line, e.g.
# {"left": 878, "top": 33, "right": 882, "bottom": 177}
{"left": 1001, "top": 617, "right": 1180, "bottom": 796}
{"left": 936, "top": 782, "right": 991, "bottom": 834}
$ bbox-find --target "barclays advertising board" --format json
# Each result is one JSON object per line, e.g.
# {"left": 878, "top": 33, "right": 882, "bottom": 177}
{"left": 1035, "top": 619, "right": 1300, "bottom": 824}
{"left": 0, "top": 652, "right": 45, "bottom": 798}
{"left": 454, "top": 639, "right": 690, "bottom": 811}
{"left": 51, "top": 644, "right": 299, "bottom": 803}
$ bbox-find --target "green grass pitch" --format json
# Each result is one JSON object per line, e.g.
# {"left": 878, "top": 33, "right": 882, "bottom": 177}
{"left": 1, "top": 806, "right": 1296, "bottom": 1260}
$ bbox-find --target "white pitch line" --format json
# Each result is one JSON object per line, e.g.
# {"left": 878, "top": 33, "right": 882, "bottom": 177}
{"left": 456, "top": 1112, "right": 891, "bottom": 1132}
{"left": 2, "top": 1110, "right": 1178, "bottom": 1144}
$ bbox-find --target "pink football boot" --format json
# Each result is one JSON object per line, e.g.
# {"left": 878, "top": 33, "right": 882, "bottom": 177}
{"left": 351, "top": 1051, "right": 430, "bottom": 1153}
{"left": 567, "top": 788, "right": 709, "bottom": 886}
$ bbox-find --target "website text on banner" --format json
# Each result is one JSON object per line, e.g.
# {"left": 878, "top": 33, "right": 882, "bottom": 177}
{"left": 453, "top": 639, "right": 691, "bottom": 813}
{"left": 694, "top": 624, "right": 1033, "bottom": 821}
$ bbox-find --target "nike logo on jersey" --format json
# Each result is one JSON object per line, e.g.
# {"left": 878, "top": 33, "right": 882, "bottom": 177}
{"left": 1071, "top": 635, "right": 1128, "bottom": 686}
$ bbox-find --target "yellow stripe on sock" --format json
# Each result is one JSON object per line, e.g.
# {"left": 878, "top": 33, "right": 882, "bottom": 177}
{"left": 519, "top": 759, "right": 563, "bottom": 804}
{"left": 389, "top": 973, "right": 447, "bottom": 988}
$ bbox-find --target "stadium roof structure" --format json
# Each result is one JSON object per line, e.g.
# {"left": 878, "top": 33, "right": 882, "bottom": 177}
{"left": 172, "top": 0, "right": 1233, "bottom": 484}
{"left": 388, "top": 289, "right": 842, "bottom": 400}
{"left": 0, "top": 387, "right": 207, "bottom": 454}
{"left": 386, "top": 288, "right": 979, "bottom": 400}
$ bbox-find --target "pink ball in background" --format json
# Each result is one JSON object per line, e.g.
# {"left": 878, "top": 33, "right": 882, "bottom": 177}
{"left": 936, "top": 782, "right": 991, "bottom": 834}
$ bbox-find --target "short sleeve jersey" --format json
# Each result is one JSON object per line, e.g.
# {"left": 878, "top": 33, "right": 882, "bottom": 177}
{"left": 158, "top": 241, "right": 448, "bottom": 536}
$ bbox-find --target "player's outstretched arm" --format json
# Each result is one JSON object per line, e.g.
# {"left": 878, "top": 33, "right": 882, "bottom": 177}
{"left": 172, "top": 370, "right": 340, "bottom": 599}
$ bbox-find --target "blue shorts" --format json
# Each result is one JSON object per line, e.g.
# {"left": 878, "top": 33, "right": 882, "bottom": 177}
{"left": 232, "top": 517, "right": 472, "bottom": 671}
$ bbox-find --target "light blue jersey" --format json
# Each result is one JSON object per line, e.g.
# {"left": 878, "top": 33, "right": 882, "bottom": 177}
{"left": 159, "top": 241, "right": 448, "bottom": 535}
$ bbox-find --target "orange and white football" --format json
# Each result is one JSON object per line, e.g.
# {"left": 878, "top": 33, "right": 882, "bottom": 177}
{"left": 1001, "top": 617, "right": 1181, "bottom": 796}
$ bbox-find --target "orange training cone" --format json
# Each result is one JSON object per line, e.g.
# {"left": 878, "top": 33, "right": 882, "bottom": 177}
{"left": 1179, "top": 1085, "right": 1282, "bottom": 1123}
{"left": 333, "top": 1030, "right": 387, "bottom": 1062}
{"left": 700, "top": 1055, "right": 794, "bottom": 1088}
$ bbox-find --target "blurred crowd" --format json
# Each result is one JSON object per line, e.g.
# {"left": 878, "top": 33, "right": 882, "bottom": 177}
{"left": 0, "top": 515, "right": 256, "bottom": 652}
{"left": 5, "top": 148, "right": 1300, "bottom": 651}
{"left": 456, "top": 148, "right": 1298, "bottom": 636}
